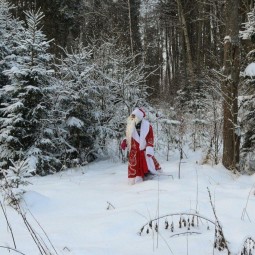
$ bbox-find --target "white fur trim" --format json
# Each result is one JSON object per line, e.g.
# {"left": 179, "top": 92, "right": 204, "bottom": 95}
{"left": 146, "top": 146, "right": 154, "bottom": 156}
{"left": 132, "top": 128, "right": 140, "bottom": 144}
{"left": 132, "top": 108, "right": 144, "bottom": 121}
{"left": 139, "top": 119, "right": 149, "bottom": 150}
{"left": 128, "top": 178, "right": 135, "bottom": 185}
{"left": 131, "top": 119, "right": 150, "bottom": 150}
{"left": 135, "top": 176, "right": 143, "bottom": 183}
{"left": 145, "top": 156, "right": 159, "bottom": 175}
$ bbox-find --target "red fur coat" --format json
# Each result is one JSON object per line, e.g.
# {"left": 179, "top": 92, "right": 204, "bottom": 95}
{"left": 128, "top": 120, "right": 161, "bottom": 179}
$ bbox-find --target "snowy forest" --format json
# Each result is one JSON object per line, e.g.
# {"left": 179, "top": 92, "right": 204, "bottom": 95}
{"left": 1, "top": 0, "right": 255, "bottom": 255}
{"left": 0, "top": 0, "right": 255, "bottom": 174}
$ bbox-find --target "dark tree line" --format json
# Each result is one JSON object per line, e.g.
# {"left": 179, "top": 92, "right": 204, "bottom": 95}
{"left": 6, "top": 0, "right": 254, "bottom": 96}
{"left": 7, "top": 0, "right": 142, "bottom": 58}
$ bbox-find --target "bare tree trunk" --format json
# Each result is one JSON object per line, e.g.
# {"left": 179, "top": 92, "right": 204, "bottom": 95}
{"left": 196, "top": 0, "right": 203, "bottom": 73}
{"left": 127, "top": 0, "right": 134, "bottom": 57}
{"left": 165, "top": 26, "right": 172, "bottom": 94}
{"left": 222, "top": 0, "right": 240, "bottom": 171}
{"left": 176, "top": 0, "right": 195, "bottom": 82}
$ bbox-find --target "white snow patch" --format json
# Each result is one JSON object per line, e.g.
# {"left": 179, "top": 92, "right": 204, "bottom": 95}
{"left": 244, "top": 62, "right": 255, "bottom": 77}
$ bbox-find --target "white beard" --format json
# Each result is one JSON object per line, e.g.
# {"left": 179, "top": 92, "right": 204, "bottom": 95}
{"left": 126, "top": 116, "right": 140, "bottom": 149}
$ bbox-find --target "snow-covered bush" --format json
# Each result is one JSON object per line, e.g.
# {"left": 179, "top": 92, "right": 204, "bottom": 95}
{"left": 52, "top": 44, "right": 96, "bottom": 167}
{"left": 0, "top": 158, "right": 35, "bottom": 206}
{"left": 0, "top": 0, "right": 25, "bottom": 87}
{"left": 0, "top": 2, "right": 151, "bottom": 174}
{"left": 89, "top": 40, "right": 149, "bottom": 159}
{"left": 153, "top": 108, "right": 180, "bottom": 160}
{"left": 1, "top": 159, "right": 35, "bottom": 188}
{"left": 175, "top": 80, "right": 210, "bottom": 152}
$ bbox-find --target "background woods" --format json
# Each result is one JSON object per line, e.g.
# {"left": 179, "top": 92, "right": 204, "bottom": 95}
{"left": 1, "top": 0, "right": 255, "bottom": 174}
{"left": 5, "top": 0, "right": 254, "bottom": 95}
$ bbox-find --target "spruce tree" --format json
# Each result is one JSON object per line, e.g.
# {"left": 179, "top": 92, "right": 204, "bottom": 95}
{"left": 0, "top": 8, "right": 54, "bottom": 172}
{"left": 0, "top": 0, "right": 25, "bottom": 88}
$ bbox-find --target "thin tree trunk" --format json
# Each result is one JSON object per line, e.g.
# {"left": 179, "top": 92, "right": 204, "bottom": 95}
{"left": 176, "top": 0, "right": 195, "bottom": 82}
{"left": 196, "top": 1, "right": 203, "bottom": 73}
{"left": 165, "top": 26, "right": 172, "bottom": 94}
{"left": 127, "top": 0, "right": 134, "bottom": 57}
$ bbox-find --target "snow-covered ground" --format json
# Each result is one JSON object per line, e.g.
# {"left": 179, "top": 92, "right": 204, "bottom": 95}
{"left": 1, "top": 150, "right": 255, "bottom": 255}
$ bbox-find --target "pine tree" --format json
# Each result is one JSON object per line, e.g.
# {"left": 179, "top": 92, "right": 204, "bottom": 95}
{"left": 7, "top": 0, "right": 86, "bottom": 55}
{"left": 0, "top": 8, "right": 54, "bottom": 172}
{"left": 0, "top": 0, "right": 25, "bottom": 88}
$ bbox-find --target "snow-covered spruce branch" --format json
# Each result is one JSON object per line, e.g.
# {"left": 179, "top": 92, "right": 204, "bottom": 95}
{"left": 0, "top": 159, "right": 35, "bottom": 207}
{"left": 1, "top": 159, "right": 35, "bottom": 188}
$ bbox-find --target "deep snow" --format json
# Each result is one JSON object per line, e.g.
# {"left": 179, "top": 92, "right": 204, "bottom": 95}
{"left": 1, "top": 150, "right": 255, "bottom": 255}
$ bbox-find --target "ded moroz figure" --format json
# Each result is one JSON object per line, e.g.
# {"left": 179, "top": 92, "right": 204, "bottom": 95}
{"left": 121, "top": 108, "right": 162, "bottom": 185}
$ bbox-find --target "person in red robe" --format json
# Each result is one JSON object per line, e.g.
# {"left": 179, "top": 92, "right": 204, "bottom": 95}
{"left": 121, "top": 108, "right": 161, "bottom": 185}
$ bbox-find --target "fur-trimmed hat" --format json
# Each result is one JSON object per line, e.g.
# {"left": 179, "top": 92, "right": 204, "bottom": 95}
{"left": 132, "top": 108, "right": 146, "bottom": 120}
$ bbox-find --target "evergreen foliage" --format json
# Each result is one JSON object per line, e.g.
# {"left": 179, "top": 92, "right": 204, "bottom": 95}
{"left": 0, "top": 8, "right": 54, "bottom": 172}
{"left": 240, "top": 7, "right": 255, "bottom": 173}
{"left": 0, "top": 1, "right": 149, "bottom": 175}
{"left": 0, "top": 0, "right": 24, "bottom": 87}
